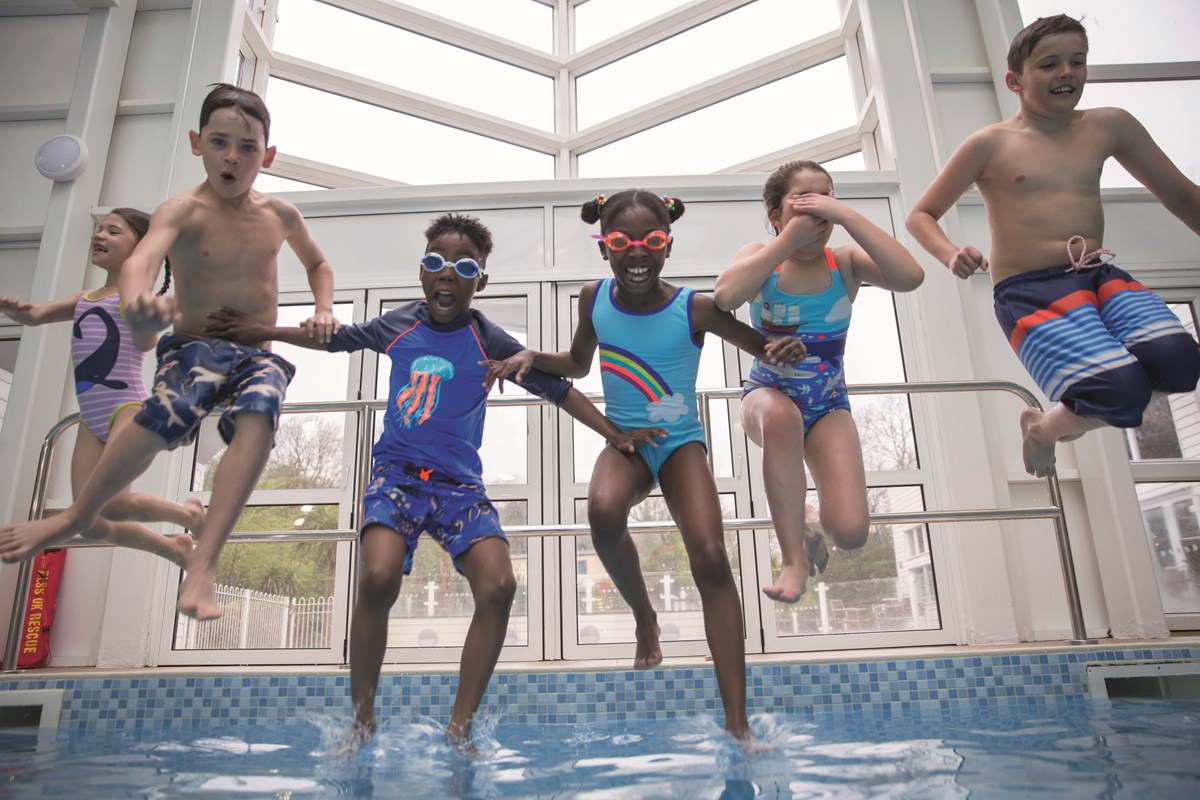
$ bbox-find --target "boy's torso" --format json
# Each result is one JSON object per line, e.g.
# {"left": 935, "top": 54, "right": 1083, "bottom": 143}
{"left": 976, "top": 110, "right": 1117, "bottom": 282}
{"left": 168, "top": 187, "right": 284, "bottom": 338}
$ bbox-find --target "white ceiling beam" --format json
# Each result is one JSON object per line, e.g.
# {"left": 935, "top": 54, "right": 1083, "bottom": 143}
{"left": 268, "top": 152, "right": 407, "bottom": 188}
{"left": 271, "top": 51, "right": 565, "bottom": 153}
{"left": 719, "top": 127, "right": 861, "bottom": 174}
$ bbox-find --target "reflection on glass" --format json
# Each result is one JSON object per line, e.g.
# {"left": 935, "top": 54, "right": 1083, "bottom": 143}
{"left": 1136, "top": 483, "right": 1200, "bottom": 615}
{"left": 1127, "top": 303, "right": 1199, "bottom": 461}
{"left": 578, "top": 59, "right": 855, "bottom": 178}
{"left": 1017, "top": 0, "right": 1200, "bottom": 65}
{"left": 772, "top": 486, "right": 940, "bottom": 637}
{"left": 0, "top": 337, "right": 18, "bottom": 437}
{"left": 573, "top": 494, "right": 739, "bottom": 646}
{"left": 273, "top": 0, "right": 552, "bottom": 130}
{"left": 385, "top": 501, "right": 529, "bottom": 649}
{"left": 265, "top": 79, "right": 553, "bottom": 185}
{"left": 174, "top": 537, "right": 337, "bottom": 650}
{"left": 576, "top": 0, "right": 839, "bottom": 127}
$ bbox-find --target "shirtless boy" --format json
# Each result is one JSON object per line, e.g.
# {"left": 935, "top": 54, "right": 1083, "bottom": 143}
{"left": 0, "top": 84, "right": 338, "bottom": 621}
{"left": 906, "top": 14, "right": 1200, "bottom": 477}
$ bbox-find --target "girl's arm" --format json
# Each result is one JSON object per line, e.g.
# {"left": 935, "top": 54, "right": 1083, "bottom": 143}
{"left": 713, "top": 214, "right": 830, "bottom": 311}
{"left": 483, "top": 282, "right": 601, "bottom": 389}
{"left": 691, "top": 293, "right": 806, "bottom": 365}
{"left": 0, "top": 293, "right": 81, "bottom": 326}
{"left": 789, "top": 194, "right": 924, "bottom": 293}
{"left": 558, "top": 388, "right": 666, "bottom": 454}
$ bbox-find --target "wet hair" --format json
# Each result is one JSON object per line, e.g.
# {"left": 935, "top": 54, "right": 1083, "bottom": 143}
{"left": 761, "top": 160, "right": 832, "bottom": 234}
{"left": 424, "top": 213, "right": 494, "bottom": 260}
{"left": 580, "top": 190, "right": 685, "bottom": 231}
{"left": 199, "top": 83, "right": 272, "bottom": 145}
{"left": 1007, "top": 14, "right": 1088, "bottom": 73}
{"left": 108, "top": 207, "right": 171, "bottom": 296}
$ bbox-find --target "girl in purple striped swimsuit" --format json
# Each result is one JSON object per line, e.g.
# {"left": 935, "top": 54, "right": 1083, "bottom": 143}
{"left": 0, "top": 208, "right": 202, "bottom": 565}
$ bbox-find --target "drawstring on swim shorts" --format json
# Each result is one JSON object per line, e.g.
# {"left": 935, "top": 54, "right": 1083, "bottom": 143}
{"left": 1064, "top": 235, "right": 1116, "bottom": 273}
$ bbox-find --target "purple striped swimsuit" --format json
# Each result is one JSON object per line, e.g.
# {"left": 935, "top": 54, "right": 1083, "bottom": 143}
{"left": 71, "top": 291, "right": 147, "bottom": 442}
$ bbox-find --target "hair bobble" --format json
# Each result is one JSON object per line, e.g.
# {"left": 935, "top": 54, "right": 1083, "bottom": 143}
{"left": 593, "top": 195, "right": 607, "bottom": 208}
{"left": 662, "top": 196, "right": 676, "bottom": 211}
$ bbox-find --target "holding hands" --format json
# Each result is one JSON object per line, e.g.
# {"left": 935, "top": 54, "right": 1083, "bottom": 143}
{"left": 481, "top": 352, "right": 536, "bottom": 392}
{"left": 764, "top": 336, "right": 807, "bottom": 366}
{"left": 205, "top": 306, "right": 268, "bottom": 344}
{"left": 302, "top": 310, "right": 340, "bottom": 344}
{"left": 125, "top": 292, "right": 179, "bottom": 349}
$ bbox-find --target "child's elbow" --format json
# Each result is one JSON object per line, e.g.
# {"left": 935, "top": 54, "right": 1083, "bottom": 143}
{"left": 711, "top": 285, "right": 740, "bottom": 312}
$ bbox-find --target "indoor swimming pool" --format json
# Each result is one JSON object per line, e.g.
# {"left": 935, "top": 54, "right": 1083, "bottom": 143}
{"left": 1, "top": 642, "right": 1198, "bottom": 797}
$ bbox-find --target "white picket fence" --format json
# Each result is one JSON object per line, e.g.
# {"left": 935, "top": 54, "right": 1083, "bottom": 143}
{"left": 175, "top": 584, "right": 334, "bottom": 650}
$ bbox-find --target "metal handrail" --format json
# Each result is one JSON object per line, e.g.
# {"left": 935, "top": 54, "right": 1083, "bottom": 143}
{"left": 3, "top": 378, "right": 1089, "bottom": 673}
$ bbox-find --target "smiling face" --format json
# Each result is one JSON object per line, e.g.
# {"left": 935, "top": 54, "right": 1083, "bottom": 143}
{"left": 189, "top": 106, "right": 276, "bottom": 198}
{"left": 598, "top": 204, "right": 672, "bottom": 299}
{"left": 1006, "top": 32, "right": 1088, "bottom": 118}
{"left": 90, "top": 213, "right": 141, "bottom": 272}
{"left": 420, "top": 231, "right": 488, "bottom": 324}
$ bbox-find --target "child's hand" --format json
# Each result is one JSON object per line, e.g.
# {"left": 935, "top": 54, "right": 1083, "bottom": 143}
{"left": 607, "top": 427, "right": 668, "bottom": 454}
{"left": 302, "top": 310, "right": 340, "bottom": 343}
{"left": 481, "top": 352, "right": 536, "bottom": 392}
{"left": 949, "top": 246, "right": 988, "bottom": 279}
{"left": 788, "top": 193, "right": 848, "bottom": 224}
{"left": 764, "top": 336, "right": 807, "bottom": 366}
{"left": 778, "top": 209, "right": 831, "bottom": 249}
{"left": 205, "top": 306, "right": 264, "bottom": 344}
{"left": 0, "top": 297, "right": 34, "bottom": 325}
{"left": 125, "top": 292, "right": 177, "bottom": 339}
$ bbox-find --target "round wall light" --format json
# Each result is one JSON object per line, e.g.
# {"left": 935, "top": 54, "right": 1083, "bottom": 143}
{"left": 35, "top": 135, "right": 89, "bottom": 182}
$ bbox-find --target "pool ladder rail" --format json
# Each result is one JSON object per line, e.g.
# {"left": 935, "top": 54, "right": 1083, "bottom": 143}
{"left": 2, "top": 379, "right": 1095, "bottom": 673}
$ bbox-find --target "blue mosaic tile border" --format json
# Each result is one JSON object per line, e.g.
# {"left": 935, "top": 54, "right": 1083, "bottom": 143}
{"left": 1, "top": 645, "right": 1195, "bottom": 732}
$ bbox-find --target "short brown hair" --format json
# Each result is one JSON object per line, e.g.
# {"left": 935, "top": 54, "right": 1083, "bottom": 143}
{"left": 1007, "top": 14, "right": 1088, "bottom": 73}
{"left": 199, "top": 83, "right": 272, "bottom": 145}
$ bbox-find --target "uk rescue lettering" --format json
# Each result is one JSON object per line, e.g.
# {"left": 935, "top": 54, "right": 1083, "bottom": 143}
{"left": 23, "top": 612, "right": 42, "bottom": 654}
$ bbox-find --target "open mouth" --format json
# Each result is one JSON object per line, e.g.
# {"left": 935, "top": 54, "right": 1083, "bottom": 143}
{"left": 220, "top": 171, "right": 237, "bottom": 185}
{"left": 625, "top": 266, "right": 651, "bottom": 284}
{"left": 1051, "top": 86, "right": 1075, "bottom": 95}
{"left": 432, "top": 290, "right": 457, "bottom": 312}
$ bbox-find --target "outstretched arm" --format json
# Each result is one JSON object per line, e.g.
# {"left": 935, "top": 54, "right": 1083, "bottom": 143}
{"left": 1111, "top": 108, "right": 1200, "bottom": 236}
{"left": 905, "top": 131, "right": 993, "bottom": 279}
{"left": 559, "top": 388, "right": 666, "bottom": 454}
{"left": 281, "top": 201, "right": 339, "bottom": 343}
{"left": 0, "top": 293, "right": 80, "bottom": 326}
{"left": 692, "top": 293, "right": 807, "bottom": 365}
{"left": 205, "top": 306, "right": 329, "bottom": 351}
{"left": 788, "top": 194, "right": 924, "bottom": 293}
{"left": 483, "top": 282, "right": 601, "bottom": 390}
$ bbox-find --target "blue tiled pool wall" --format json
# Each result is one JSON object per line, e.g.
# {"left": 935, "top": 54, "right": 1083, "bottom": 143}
{"left": 1, "top": 645, "right": 1196, "bottom": 731}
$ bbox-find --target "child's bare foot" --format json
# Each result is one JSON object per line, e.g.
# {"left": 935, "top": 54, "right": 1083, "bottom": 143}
{"left": 633, "top": 621, "right": 662, "bottom": 669}
{"left": 0, "top": 514, "right": 87, "bottom": 563}
{"left": 762, "top": 564, "right": 808, "bottom": 603}
{"left": 177, "top": 566, "right": 223, "bottom": 620}
{"left": 183, "top": 498, "right": 206, "bottom": 531}
{"left": 332, "top": 718, "right": 375, "bottom": 758}
{"left": 1020, "top": 407, "right": 1057, "bottom": 477}
{"left": 446, "top": 719, "right": 478, "bottom": 758}
{"left": 166, "top": 534, "right": 195, "bottom": 568}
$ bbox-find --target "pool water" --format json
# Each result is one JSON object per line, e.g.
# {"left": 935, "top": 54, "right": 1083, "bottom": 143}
{"left": 1, "top": 699, "right": 1197, "bottom": 798}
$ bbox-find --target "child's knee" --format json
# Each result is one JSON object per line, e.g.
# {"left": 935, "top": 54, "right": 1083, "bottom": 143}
{"left": 688, "top": 539, "right": 734, "bottom": 588}
{"left": 1130, "top": 335, "right": 1200, "bottom": 394}
{"left": 357, "top": 563, "right": 402, "bottom": 605}
{"left": 826, "top": 520, "right": 869, "bottom": 551}
{"left": 474, "top": 571, "right": 516, "bottom": 609}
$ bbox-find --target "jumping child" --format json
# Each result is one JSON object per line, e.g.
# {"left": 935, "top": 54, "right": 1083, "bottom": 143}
{"left": 714, "top": 161, "right": 924, "bottom": 603}
{"left": 0, "top": 208, "right": 202, "bottom": 566}
{"left": 906, "top": 14, "right": 1200, "bottom": 477}
{"left": 483, "top": 190, "right": 805, "bottom": 742}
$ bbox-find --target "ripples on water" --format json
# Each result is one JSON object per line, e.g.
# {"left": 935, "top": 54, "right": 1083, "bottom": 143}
{"left": 0, "top": 700, "right": 1197, "bottom": 798}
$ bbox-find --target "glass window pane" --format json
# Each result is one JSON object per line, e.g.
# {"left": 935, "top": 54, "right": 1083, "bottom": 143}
{"left": 266, "top": 79, "right": 554, "bottom": 185}
{"left": 397, "top": 0, "right": 552, "bottom": 52}
{"left": 1017, "top": 1, "right": 1200, "bottom": 65}
{"left": 1127, "top": 303, "right": 1199, "bottom": 462}
{"left": 1083, "top": 81, "right": 1200, "bottom": 188}
{"left": 273, "top": 0, "right": 552, "bottom": 130}
{"left": 855, "top": 394, "right": 919, "bottom": 471}
{"left": 256, "top": 173, "right": 324, "bottom": 193}
{"left": 576, "top": 0, "right": 840, "bottom": 128}
{"left": 386, "top": 501, "right": 529, "bottom": 649}
{"left": 823, "top": 151, "right": 867, "bottom": 171}
{"left": 774, "top": 486, "right": 940, "bottom": 636}
{"left": 578, "top": 59, "right": 856, "bottom": 178}
{"left": 845, "top": 286, "right": 906, "bottom": 383}
{"left": 573, "top": 493, "right": 739, "bottom": 646}
{"left": 1136, "top": 483, "right": 1200, "bottom": 615}
{"left": 0, "top": 336, "right": 17, "bottom": 436}
{"left": 173, "top": 538, "right": 337, "bottom": 650}
{"left": 575, "top": 0, "right": 692, "bottom": 51}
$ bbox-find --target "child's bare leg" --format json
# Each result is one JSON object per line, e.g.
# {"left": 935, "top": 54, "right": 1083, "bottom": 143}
{"left": 741, "top": 389, "right": 811, "bottom": 602}
{"left": 660, "top": 444, "right": 749, "bottom": 741}
{"left": 0, "top": 422, "right": 167, "bottom": 562}
{"left": 345, "top": 525, "right": 407, "bottom": 752}
{"left": 587, "top": 447, "right": 661, "bottom": 669}
{"left": 448, "top": 537, "right": 516, "bottom": 757}
{"left": 1019, "top": 405, "right": 1107, "bottom": 478}
{"left": 178, "top": 413, "right": 273, "bottom": 619}
{"left": 805, "top": 410, "right": 870, "bottom": 551}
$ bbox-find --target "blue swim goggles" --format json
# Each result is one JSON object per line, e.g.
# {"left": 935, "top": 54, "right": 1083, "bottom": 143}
{"left": 421, "top": 252, "right": 483, "bottom": 279}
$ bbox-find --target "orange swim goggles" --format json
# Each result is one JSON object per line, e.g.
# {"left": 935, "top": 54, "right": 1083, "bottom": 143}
{"left": 591, "top": 230, "right": 672, "bottom": 252}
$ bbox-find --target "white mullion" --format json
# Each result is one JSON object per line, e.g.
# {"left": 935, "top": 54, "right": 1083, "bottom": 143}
{"left": 720, "top": 127, "right": 861, "bottom": 174}
{"left": 267, "top": 152, "right": 407, "bottom": 189}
